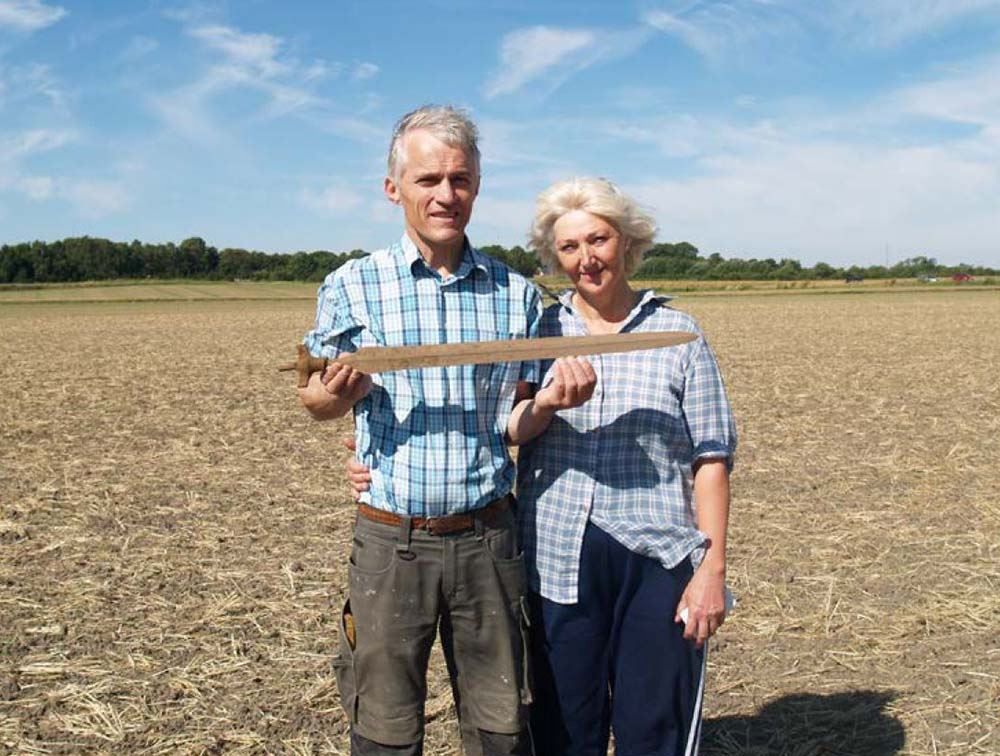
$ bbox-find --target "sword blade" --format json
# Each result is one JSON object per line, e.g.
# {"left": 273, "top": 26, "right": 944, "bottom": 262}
{"left": 336, "top": 331, "right": 697, "bottom": 374}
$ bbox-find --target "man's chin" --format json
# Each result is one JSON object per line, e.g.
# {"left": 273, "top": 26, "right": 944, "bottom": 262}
{"left": 427, "top": 228, "right": 465, "bottom": 243}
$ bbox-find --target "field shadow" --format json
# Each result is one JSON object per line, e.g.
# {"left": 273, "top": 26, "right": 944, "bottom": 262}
{"left": 701, "top": 690, "right": 905, "bottom": 756}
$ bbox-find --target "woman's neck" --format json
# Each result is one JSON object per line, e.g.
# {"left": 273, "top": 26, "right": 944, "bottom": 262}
{"left": 572, "top": 284, "right": 640, "bottom": 334}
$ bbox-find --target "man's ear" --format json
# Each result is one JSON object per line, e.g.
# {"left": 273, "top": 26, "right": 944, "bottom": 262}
{"left": 384, "top": 176, "right": 400, "bottom": 205}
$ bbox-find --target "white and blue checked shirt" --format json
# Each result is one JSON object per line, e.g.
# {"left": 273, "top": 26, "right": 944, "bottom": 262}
{"left": 304, "top": 234, "right": 541, "bottom": 516}
{"left": 516, "top": 290, "right": 737, "bottom": 604}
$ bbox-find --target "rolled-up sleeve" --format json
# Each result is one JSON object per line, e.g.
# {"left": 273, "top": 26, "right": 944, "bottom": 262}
{"left": 682, "top": 336, "right": 738, "bottom": 471}
{"left": 302, "top": 266, "right": 364, "bottom": 359}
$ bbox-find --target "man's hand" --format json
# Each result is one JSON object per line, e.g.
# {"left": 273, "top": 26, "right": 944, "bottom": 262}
{"left": 533, "top": 357, "right": 597, "bottom": 411}
{"left": 298, "top": 361, "right": 372, "bottom": 420}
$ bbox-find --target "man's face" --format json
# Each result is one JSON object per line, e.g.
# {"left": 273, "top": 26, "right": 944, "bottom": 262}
{"left": 384, "top": 129, "right": 479, "bottom": 257}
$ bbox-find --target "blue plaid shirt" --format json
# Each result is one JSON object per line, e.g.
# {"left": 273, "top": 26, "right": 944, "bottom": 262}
{"left": 304, "top": 234, "right": 541, "bottom": 516}
{"left": 516, "top": 290, "right": 737, "bottom": 604}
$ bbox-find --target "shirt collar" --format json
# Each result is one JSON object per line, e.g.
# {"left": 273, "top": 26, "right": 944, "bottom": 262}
{"left": 559, "top": 288, "right": 673, "bottom": 329}
{"left": 399, "top": 233, "right": 491, "bottom": 282}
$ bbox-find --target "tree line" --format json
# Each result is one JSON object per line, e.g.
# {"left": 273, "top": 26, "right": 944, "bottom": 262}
{"left": 636, "top": 242, "right": 997, "bottom": 281}
{"left": 1, "top": 236, "right": 995, "bottom": 285}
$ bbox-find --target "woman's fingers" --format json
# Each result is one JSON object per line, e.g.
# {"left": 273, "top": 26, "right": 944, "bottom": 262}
{"left": 677, "top": 589, "right": 727, "bottom": 648}
{"left": 563, "top": 357, "right": 596, "bottom": 403}
{"left": 538, "top": 358, "right": 597, "bottom": 409}
{"left": 324, "top": 364, "right": 372, "bottom": 401}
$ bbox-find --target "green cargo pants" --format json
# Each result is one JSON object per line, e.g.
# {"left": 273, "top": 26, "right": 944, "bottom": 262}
{"left": 333, "top": 501, "right": 532, "bottom": 754}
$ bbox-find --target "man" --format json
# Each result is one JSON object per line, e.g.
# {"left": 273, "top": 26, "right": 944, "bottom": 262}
{"left": 299, "top": 105, "right": 539, "bottom": 756}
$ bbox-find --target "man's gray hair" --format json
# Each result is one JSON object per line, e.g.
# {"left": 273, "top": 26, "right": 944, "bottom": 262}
{"left": 387, "top": 105, "right": 481, "bottom": 180}
{"left": 528, "top": 177, "right": 657, "bottom": 276}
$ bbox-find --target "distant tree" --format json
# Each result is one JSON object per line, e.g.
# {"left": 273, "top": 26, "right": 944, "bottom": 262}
{"left": 812, "top": 262, "right": 837, "bottom": 279}
{"left": 644, "top": 241, "right": 700, "bottom": 259}
{"left": 480, "top": 244, "right": 541, "bottom": 277}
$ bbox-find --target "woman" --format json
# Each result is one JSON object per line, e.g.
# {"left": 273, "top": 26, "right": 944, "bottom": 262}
{"left": 348, "top": 177, "right": 736, "bottom": 756}
{"left": 508, "top": 177, "right": 736, "bottom": 756}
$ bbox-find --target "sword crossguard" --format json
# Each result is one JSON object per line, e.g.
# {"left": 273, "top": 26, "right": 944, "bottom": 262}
{"left": 277, "top": 344, "right": 329, "bottom": 388}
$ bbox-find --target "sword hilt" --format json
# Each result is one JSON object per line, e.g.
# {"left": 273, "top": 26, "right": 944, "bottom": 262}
{"left": 277, "top": 344, "right": 329, "bottom": 388}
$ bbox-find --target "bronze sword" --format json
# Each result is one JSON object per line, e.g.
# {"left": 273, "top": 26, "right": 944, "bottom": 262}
{"left": 279, "top": 331, "right": 697, "bottom": 387}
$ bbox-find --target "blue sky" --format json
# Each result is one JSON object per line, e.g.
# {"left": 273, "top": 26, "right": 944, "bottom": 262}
{"left": 2, "top": 0, "right": 999, "bottom": 267}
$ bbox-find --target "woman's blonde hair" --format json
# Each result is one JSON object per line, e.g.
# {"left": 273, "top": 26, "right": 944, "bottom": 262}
{"left": 528, "top": 177, "right": 657, "bottom": 275}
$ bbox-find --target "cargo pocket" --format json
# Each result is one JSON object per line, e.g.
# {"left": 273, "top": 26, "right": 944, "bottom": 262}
{"left": 331, "top": 599, "right": 359, "bottom": 723}
{"left": 489, "top": 551, "right": 533, "bottom": 707}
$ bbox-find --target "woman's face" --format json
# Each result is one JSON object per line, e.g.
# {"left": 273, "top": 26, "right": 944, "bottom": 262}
{"left": 552, "top": 210, "right": 629, "bottom": 299}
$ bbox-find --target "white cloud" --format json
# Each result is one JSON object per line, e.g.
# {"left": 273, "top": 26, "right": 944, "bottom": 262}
{"left": 189, "top": 24, "right": 289, "bottom": 78}
{"left": 892, "top": 54, "right": 1000, "bottom": 127}
{"left": 304, "top": 59, "right": 338, "bottom": 81}
{"left": 314, "top": 115, "right": 385, "bottom": 144}
{"left": 300, "top": 184, "right": 366, "bottom": 215}
{"left": 59, "top": 178, "right": 129, "bottom": 217}
{"left": 121, "top": 35, "right": 160, "bottom": 61}
{"left": 629, "top": 137, "right": 1000, "bottom": 266}
{"left": 834, "top": 0, "right": 1000, "bottom": 47}
{"left": 642, "top": 9, "right": 721, "bottom": 58}
{"left": 17, "top": 174, "right": 52, "bottom": 198}
{"left": 484, "top": 24, "right": 654, "bottom": 99}
{"left": 642, "top": 0, "right": 1000, "bottom": 58}
{"left": 0, "top": 127, "right": 75, "bottom": 161}
{"left": 352, "top": 62, "right": 379, "bottom": 81}
{"left": 0, "top": 0, "right": 66, "bottom": 31}
{"left": 478, "top": 118, "right": 567, "bottom": 168}
{"left": 0, "top": 63, "right": 70, "bottom": 111}
{"left": 575, "top": 49, "right": 1000, "bottom": 267}
{"left": 148, "top": 72, "right": 228, "bottom": 142}
{"left": 642, "top": 2, "right": 805, "bottom": 62}
{"left": 2, "top": 170, "right": 129, "bottom": 217}
{"left": 485, "top": 26, "right": 596, "bottom": 98}
{"left": 0, "top": 125, "right": 131, "bottom": 219}
{"left": 151, "top": 22, "right": 334, "bottom": 141}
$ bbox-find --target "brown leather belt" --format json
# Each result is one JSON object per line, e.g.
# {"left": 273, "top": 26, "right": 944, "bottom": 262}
{"left": 357, "top": 496, "right": 511, "bottom": 535}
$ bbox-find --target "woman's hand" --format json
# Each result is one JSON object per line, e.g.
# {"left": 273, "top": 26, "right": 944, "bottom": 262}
{"left": 322, "top": 362, "right": 372, "bottom": 402}
{"left": 533, "top": 357, "right": 597, "bottom": 411}
{"left": 342, "top": 437, "right": 371, "bottom": 500}
{"left": 675, "top": 564, "right": 728, "bottom": 649}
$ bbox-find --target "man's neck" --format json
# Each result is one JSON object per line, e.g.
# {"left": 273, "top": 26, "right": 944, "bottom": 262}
{"left": 408, "top": 232, "right": 466, "bottom": 277}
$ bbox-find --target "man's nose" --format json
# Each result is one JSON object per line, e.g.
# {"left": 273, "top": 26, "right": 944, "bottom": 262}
{"left": 435, "top": 179, "right": 456, "bottom": 203}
